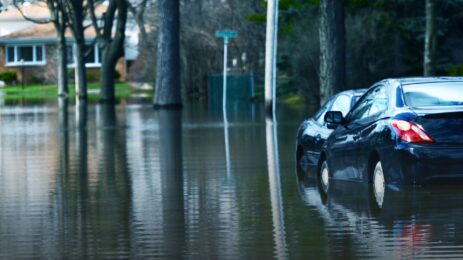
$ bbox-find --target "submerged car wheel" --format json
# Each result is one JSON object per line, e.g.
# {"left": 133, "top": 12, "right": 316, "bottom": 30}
{"left": 319, "top": 160, "right": 330, "bottom": 193}
{"left": 373, "top": 161, "right": 385, "bottom": 208}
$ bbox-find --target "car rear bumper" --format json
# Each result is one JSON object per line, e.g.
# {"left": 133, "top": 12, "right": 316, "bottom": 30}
{"left": 382, "top": 143, "right": 463, "bottom": 185}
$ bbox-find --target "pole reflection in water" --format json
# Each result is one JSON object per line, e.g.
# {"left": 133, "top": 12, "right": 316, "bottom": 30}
{"left": 223, "top": 109, "right": 231, "bottom": 178}
{"left": 265, "top": 117, "right": 288, "bottom": 259}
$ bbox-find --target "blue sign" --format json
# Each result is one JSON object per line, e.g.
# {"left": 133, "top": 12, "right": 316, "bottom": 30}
{"left": 215, "top": 30, "right": 237, "bottom": 38}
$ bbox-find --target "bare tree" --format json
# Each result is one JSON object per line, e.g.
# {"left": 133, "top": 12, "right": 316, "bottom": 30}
{"left": 154, "top": 0, "right": 181, "bottom": 108}
{"left": 424, "top": 0, "right": 436, "bottom": 76}
{"left": 127, "top": 0, "right": 149, "bottom": 46}
{"left": 64, "top": 0, "right": 87, "bottom": 99}
{"left": 13, "top": 0, "right": 68, "bottom": 96}
{"left": 319, "top": 0, "right": 345, "bottom": 105}
{"left": 50, "top": 0, "right": 68, "bottom": 96}
{"left": 89, "top": 0, "right": 128, "bottom": 102}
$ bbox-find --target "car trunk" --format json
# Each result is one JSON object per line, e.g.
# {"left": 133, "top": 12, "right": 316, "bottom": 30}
{"left": 413, "top": 107, "right": 463, "bottom": 144}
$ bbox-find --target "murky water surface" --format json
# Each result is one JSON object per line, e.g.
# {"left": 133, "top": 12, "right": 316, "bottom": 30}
{"left": 0, "top": 100, "right": 463, "bottom": 259}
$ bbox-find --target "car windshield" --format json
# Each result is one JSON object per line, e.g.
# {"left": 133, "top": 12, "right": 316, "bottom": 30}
{"left": 402, "top": 82, "right": 463, "bottom": 107}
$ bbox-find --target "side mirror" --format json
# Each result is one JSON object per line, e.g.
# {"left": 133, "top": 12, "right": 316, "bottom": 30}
{"left": 324, "top": 111, "right": 344, "bottom": 129}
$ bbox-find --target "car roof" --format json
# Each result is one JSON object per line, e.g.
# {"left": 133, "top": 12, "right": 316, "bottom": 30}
{"left": 338, "top": 88, "right": 367, "bottom": 96}
{"left": 389, "top": 77, "right": 463, "bottom": 86}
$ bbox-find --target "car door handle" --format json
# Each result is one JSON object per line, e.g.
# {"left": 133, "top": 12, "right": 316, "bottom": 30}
{"left": 353, "top": 135, "right": 360, "bottom": 141}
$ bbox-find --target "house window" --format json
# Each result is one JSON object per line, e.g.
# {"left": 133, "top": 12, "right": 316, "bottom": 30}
{"left": 67, "top": 44, "right": 101, "bottom": 68}
{"left": 4, "top": 45, "right": 46, "bottom": 66}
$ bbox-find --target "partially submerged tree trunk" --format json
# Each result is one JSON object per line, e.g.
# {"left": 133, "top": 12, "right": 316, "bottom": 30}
{"left": 319, "top": 0, "right": 345, "bottom": 105}
{"left": 56, "top": 28, "right": 68, "bottom": 96}
{"left": 53, "top": 0, "right": 68, "bottom": 96}
{"left": 89, "top": 0, "right": 128, "bottom": 102}
{"left": 66, "top": 0, "right": 87, "bottom": 99}
{"left": 74, "top": 40, "right": 87, "bottom": 99}
{"left": 154, "top": 0, "right": 181, "bottom": 108}
{"left": 424, "top": 0, "right": 436, "bottom": 76}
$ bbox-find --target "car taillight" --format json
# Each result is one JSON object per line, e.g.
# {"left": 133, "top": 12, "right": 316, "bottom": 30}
{"left": 390, "top": 120, "right": 434, "bottom": 143}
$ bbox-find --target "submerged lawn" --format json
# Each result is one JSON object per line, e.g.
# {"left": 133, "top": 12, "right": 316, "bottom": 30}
{"left": 0, "top": 82, "right": 138, "bottom": 100}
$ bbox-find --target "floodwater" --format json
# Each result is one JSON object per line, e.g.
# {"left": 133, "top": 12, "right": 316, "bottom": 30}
{"left": 0, "top": 99, "right": 463, "bottom": 259}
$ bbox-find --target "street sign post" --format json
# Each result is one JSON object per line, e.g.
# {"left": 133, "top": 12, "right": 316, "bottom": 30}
{"left": 216, "top": 30, "right": 237, "bottom": 180}
{"left": 215, "top": 30, "right": 237, "bottom": 113}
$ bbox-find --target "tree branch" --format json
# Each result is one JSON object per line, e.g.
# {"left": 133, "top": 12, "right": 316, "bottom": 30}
{"left": 13, "top": 0, "right": 51, "bottom": 24}
{"left": 87, "top": 0, "right": 103, "bottom": 40}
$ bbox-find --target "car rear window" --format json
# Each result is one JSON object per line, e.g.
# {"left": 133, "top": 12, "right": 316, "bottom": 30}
{"left": 402, "top": 82, "right": 463, "bottom": 107}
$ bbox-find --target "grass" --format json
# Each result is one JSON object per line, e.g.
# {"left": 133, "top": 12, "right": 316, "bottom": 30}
{"left": 0, "top": 82, "right": 146, "bottom": 101}
{"left": 281, "top": 94, "right": 305, "bottom": 106}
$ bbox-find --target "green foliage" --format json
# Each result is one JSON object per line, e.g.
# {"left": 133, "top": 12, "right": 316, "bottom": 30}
{"left": 0, "top": 70, "right": 17, "bottom": 84}
{"left": 245, "top": 13, "right": 266, "bottom": 24}
{"left": 447, "top": 65, "right": 463, "bottom": 76}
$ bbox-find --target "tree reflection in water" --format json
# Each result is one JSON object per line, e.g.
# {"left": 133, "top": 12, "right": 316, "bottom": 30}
{"left": 158, "top": 109, "right": 185, "bottom": 258}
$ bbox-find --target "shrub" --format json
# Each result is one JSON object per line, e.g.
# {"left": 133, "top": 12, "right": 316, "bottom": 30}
{"left": 86, "top": 70, "right": 100, "bottom": 82}
{"left": 67, "top": 68, "right": 75, "bottom": 82}
{"left": 114, "top": 70, "right": 121, "bottom": 81}
{"left": 28, "top": 75, "right": 44, "bottom": 84}
{"left": 0, "top": 71, "right": 17, "bottom": 84}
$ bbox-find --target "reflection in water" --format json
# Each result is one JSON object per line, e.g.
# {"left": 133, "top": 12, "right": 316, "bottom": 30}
{"left": 3, "top": 101, "right": 463, "bottom": 258}
{"left": 223, "top": 112, "right": 231, "bottom": 178}
{"left": 58, "top": 98, "right": 69, "bottom": 176}
{"left": 158, "top": 109, "right": 185, "bottom": 258}
{"left": 265, "top": 118, "right": 288, "bottom": 259}
{"left": 297, "top": 168, "right": 463, "bottom": 259}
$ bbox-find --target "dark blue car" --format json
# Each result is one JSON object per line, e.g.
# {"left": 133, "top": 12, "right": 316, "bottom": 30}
{"left": 296, "top": 89, "right": 366, "bottom": 168}
{"left": 320, "top": 77, "right": 463, "bottom": 196}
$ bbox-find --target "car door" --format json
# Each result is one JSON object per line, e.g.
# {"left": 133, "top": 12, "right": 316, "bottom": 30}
{"left": 350, "top": 86, "right": 388, "bottom": 181}
{"left": 301, "top": 97, "right": 334, "bottom": 165}
{"left": 302, "top": 94, "right": 353, "bottom": 166}
{"left": 328, "top": 87, "right": 383, "bottom": 181}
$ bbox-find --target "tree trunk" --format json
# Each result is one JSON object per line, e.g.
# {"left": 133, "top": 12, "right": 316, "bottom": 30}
{"left": 424, "top": 0, "right": 436, "bottom": 76}
{"left": 154, "top": 0, "right": 181, "bottom": 108}
{"left": 57, "top": 23, "right": 68, "bottom": 96}
{"left": 67, "top": 0, "right": 87, "bottom": 99}
{"left": 99, "top": 0, "right": 128, "bottom": 102}
{"left": 74, "top": 40, "right": 87, "bottom": 99}
{"left": 319, "top": 0, "right": 345, "bottom": 106}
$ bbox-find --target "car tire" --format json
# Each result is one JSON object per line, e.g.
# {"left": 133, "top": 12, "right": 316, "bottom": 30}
{"left": 372, "top": 161, "right": 385, "bottom": 208}
{"left": 319, "top": 160, "right": 330, "bottom": 193}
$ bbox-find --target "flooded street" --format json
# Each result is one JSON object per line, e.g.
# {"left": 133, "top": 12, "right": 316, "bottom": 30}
{"left": 0, "top": 100, "right": 463, "bottom": 259}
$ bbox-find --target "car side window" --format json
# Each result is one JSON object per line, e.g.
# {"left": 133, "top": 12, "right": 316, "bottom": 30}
{"left": 348, "top": 86, "right": 387, "bottom": 122}
{"left": 330, "top": 94, "right": 351, "bottom": 117}
{"left": 368, "top": 87, "right": 387, "bottom": 116}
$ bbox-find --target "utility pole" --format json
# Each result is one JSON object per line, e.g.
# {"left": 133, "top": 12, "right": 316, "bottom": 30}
{"left": 264, "top": 0, "right": 279, "bottom": 118}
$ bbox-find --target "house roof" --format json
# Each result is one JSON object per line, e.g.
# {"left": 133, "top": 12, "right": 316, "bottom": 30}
{"left": 0, "top": 2, "right": 108, "bottom": 20}
{"left": 0, "top": 23, "right": 98, "bottom": 41}
{"left": 0, "top": 2, "right": 107, "bottom": 43}
{"left": 0, "top": 2, "right": 50, "bottom": 21}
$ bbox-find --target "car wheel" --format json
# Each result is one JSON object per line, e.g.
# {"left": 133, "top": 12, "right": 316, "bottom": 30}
{"left": 319, "top": 160, "right": 330, "bottom": 193}
{"left": 372, "top": 161, "right": 385, "bottom": 208}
